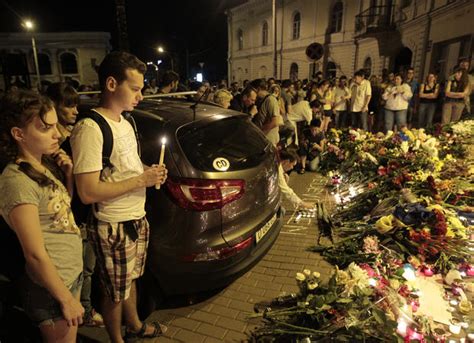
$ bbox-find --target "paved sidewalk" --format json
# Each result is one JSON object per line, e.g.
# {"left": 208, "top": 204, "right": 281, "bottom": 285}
{"left": 79, "top": 171, "right": 334, "bottom": 342}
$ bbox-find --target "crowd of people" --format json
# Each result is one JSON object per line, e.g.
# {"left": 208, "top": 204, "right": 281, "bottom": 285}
{"left": 0, "top": 51, "right": 472, "bottom": 343}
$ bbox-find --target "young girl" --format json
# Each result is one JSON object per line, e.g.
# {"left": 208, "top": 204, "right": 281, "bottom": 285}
{"left": 418, "top": 73, "right": 439, "bottom": 128}
{"left": 0, "top": 90, "right": 84, "bottom": 342}
{"left": 382, "top": 73, "right": 413, "bottom": 133}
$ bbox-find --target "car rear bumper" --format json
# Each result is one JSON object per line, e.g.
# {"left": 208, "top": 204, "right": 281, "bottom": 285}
{"left": 150, "top": 207, "right": 283, "bottom": 294}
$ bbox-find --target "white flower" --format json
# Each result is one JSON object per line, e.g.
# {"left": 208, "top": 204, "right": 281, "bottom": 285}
{"left": 385, "top": 130, "right": 394, "bottom": 139}
{"left": 414, "top": 139, "right": 421, "bottom": 150}
{"left": 307, "top": 281, "right": 319, "bottom": 290}
{"left": 303, "top": 269, "right": 311, "bottom": 276}
{"left": 312, "top": 271, "right": 321, "bottom": 278}
{"left": 296, "top": 272, "right": 306, "bottom": 282}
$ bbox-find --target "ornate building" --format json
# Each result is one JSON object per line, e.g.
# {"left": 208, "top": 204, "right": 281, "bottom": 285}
{"left": 226, "top": 0, "right": 473, "bottom": 84}
{"left": 0, "top": 31, "right": 111, "bottom": 90}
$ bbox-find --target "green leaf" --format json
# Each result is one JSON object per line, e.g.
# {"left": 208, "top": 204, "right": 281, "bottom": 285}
{"left": 336, "top": 298, "right": 353, "bottom": 303}
{"left": 372, "top": 308, "right": 387, "bottom": 325}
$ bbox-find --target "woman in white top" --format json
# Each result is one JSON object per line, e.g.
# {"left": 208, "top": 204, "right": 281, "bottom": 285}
{"left": 382, "top": 73, "right": 413, "bottom": 132}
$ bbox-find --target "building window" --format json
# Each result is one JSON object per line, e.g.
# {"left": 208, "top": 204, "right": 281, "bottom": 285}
{"left": 363, "top": 57, "right": 372, "bottom": 77}
{"left": 262, "top": 21, "right": 268, "bottom": 46}
{"left": 330, "top": 1, "right": 343, "bottom": 33}
{"left": 292, "top": 12, "right": 301, "bottom": 40}
{"left": 60, "top": 52, "right": 78, "bottom": 74}
{"left": 237, "top": 29, "right": 244, "bottom": 50}
{"left": 290, "top": 63, "right": 298, "bottom": 81}
{"left": 38, "top": 53, "right": 52, "bottom": 75}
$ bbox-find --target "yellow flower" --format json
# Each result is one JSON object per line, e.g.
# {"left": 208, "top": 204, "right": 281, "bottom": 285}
{"left": 375, "top": 215, "right": 394, "bottom": 234}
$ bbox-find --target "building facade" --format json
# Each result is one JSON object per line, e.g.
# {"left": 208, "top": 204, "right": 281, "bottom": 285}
{"left": 0, "top": 31, "right": 111, "bottom": 90}
{"left": 227, "top": 0, "right": 473, "bottom": 84}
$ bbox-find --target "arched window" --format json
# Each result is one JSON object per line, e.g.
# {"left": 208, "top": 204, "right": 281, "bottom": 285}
{"left": 330, "top": 1, "right": 343, "bottom": 33}
{"left": 237, "top": 29, "right": 244, "bottom": 50}
{"left": 290, "top": 63, "right": 299, "bottom": 81}
{"left": 292, "top": 12, "right": 301, "bottom": 40}
{"left": 363, "top": 57, "right": 372, "bottom": 77}
{"left": 60, "top": 52, "right": 78, "bottom": 74}
{"left": 262, "top": 21, "right": 268, "bottom": 46}
{"left": 38, "top": 53, "right": 52, "bottom": 75}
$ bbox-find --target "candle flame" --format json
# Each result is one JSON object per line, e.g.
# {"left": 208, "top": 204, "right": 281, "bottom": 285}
{"left": 161, "top": 137, "right": 167, "bottom": 145}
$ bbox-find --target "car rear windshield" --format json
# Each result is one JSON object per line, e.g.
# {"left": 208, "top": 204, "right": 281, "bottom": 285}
{"left": 178, "top": 116, "right": 270, "bottom": 171}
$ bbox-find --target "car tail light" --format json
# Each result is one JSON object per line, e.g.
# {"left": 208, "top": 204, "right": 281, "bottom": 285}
{"left": 181, "top": 236, "right": 254, "bottom": 262}
{"left": 165, "top": 177, "right": 245, "bottom": 211}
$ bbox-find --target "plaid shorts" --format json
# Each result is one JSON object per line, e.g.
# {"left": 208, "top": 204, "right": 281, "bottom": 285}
{"left": 88, "top": 217, "right": 149, "bottom": 303}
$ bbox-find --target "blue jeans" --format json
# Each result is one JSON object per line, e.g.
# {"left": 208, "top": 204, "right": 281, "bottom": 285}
{"left": 22, "top": 273, "right": 83, "bottom": 326}
{"left": 384, "top": 109, "right": 407, "bottom": 132}
{"left": 418, "top": 103, "right": 436, "bottom": 128}
{"left": 80, "top": 239, "right": 96, "bottom": 319}
{"left": 351, "top": 111, "right": 368, "bottom": 131}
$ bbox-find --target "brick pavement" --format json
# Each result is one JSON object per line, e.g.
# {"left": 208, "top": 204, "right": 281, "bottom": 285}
{"left": 78, "top": 171, "right": 334, "bottom": 342}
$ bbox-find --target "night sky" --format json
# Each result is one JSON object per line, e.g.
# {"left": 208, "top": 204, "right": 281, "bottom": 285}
{"left": 0, "top": 0, "right": 247, "bottom": 81}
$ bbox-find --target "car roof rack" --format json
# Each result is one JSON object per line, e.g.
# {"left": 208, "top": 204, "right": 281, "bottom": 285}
{"left": 77, "top": 91, "right": 197, "bottom": 99}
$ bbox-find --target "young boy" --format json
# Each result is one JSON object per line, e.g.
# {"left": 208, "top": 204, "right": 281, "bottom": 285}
{"left": 70, "top": 51, "right": 168, "bottom": 342}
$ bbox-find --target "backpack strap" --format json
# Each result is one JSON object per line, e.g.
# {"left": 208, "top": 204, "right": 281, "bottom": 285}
{"left": 77, "top": 110, "right": 114, "bottom": 171}
{"left": 123, "top": 112, "right": 141, "bottom": 157}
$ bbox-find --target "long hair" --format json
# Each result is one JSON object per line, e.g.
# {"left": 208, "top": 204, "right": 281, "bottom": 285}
{"left": 0, "top": 89, "right": 61, "bottom": 187}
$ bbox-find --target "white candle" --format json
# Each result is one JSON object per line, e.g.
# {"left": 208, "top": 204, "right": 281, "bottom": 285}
{"left": 159, "top": 137, "right": 167, "bottom": 165}
{"left": 156, "top": 137, "right": 167, "bottom": 190}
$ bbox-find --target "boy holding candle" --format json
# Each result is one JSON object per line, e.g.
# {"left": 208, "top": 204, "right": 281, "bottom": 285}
{"left": 70, "top": 51, "right": 168, "bottom": 342}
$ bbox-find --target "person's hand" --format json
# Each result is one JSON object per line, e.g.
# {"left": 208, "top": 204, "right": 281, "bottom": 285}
{"left": 150, "top": 164, "right": 168, "bottom": 185}
{"left": 300, "top": 201, "right": 314, "bottom": 209}
{"left": 60, "top": 295, "right": 84, "bottom": 327}
{"left": 53, "top": 149, "right": 73, "bottom": 178}
{"left": 249, "top": 105, "right": 258, "bottom": 117}
{"left": 141, "top": 164, "right": 168, "bottom": 187}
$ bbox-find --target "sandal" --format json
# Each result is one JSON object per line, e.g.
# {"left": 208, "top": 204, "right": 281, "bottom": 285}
{"left": 124, "top": 321, "right": 168, "bottom": 341}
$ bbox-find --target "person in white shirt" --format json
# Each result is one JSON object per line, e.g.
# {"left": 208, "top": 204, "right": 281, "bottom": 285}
{"left": 382, "top": 73, "right": 413, "bottom": 132}
{"left": 350, "top": 70, "right": 371, "bottom": 131}
{"left": 278, "top": 150, "right": 314, "bottom": 209}
{"left": 287, "top": 100, "right": 322, "bottom": 146}
{"left": 332, "top": 76, "right": 351, "bottom": 128}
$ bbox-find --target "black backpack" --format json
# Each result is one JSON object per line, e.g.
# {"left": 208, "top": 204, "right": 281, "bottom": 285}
{"left": 69, "top": 110, "right": 141, "bottom": 226}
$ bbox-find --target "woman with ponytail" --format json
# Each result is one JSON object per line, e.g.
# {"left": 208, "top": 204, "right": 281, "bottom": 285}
{"left": 0, "top": 89, "right": 84, "bottom": 342}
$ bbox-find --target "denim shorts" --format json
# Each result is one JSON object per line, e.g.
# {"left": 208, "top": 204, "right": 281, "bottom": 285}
{"left": 21, "top": 273, "right": 83, "bottom": 327}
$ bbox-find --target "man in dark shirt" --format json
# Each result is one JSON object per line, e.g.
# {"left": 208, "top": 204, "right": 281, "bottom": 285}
{"left": 297, "top": 118, "right": 326, "bottom": 173}
{"left": 229, "top": 86, "right": 257, "bottom": 116}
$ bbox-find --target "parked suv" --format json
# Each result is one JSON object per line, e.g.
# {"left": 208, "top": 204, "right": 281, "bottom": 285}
{"left": 83, "top": 97, "right": 283, "bottom": 296}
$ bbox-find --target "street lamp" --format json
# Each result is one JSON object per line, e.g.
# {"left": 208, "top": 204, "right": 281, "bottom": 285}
{"left": 22, "top": 19, "right": 41, "bottom": 90}
{"left": 156, "top": 46, "right": 174, "bottom": 71}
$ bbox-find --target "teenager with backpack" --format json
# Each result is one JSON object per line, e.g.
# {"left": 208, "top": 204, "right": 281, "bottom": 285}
{"left": 70, "top": 51, "right": 168, "bottom": 342}
{"left": 46, "top": 82, "right": 105, "bottom": 327}
{"left": 0, "top": 90, "right": 84, "bottom": 342}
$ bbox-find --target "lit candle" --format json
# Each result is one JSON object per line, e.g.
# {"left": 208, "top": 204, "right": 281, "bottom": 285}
{"left": 450, "top": 300, "right": 459, "bottom": 306}
{"left": 423, "top": 266, "right": 434, "bottom": 277}
{"left": 159, "top": 137, "right": 167, "bottom": 165}
{"left": 155, "top": 137, "right": 167, "bottom": 190}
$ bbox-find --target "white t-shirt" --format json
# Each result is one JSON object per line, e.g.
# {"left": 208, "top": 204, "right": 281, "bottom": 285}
{"left": 70, "top": 110, "right": 146, "bottom": 222}
{"left": 351, "top": 79, "right": 372, "bottom": 112}
{"left": 288, "top": 100, "right": 313, "bottom": 124}
{"left": 333, "top": 86, "right": 351, "bottom": 111}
